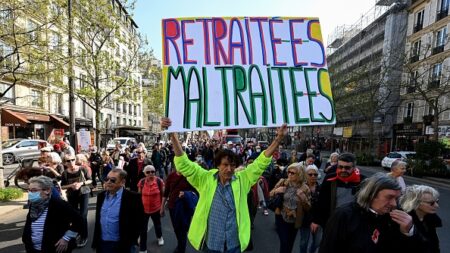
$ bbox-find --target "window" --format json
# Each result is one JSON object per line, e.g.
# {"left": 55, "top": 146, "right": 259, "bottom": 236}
{"left": 435, "top": 27, "right": 447, "bottom": 47}
{"left": 412, "top": 40, "right": 421, "bottom": 57}
{"left": 138, "top": 120, "right": 141, "bottom": 126}
{"left": 405, "top": 102, "right": 414, "bottom": 118}
{"left": 134, "top": 120, "right": 136, "bottom": 126}
{"left": 133, "top": 105, "right": 137, "bottom": 116}
{"left": 116, "top": 101, "right": 121, "bottom": 112}
{"left": 50, "top": 32, "right": 61, "bottom": 50}
{"left": 414, "top": 10, "right": 424, "bottom": 32}
{"left": 116, "top": 116, "right": 120, "bottom": 124}
{"left": 123, "top": 118, "right": 126, "bottom": 125}
{"left": 31, "top": 89, "right": 43, "bottom": 108}
{"left": 129, "top": 104, "right": 132, "bottom": 115}
{"left": 56, "top": 93, "right": 63, "bottom": 114}
{"left": 137, "top": 105, "right": 141, "bottom": 116}
{"left": 432, "top": 63, "right": 442, "bottom": 81}
{"left": 27, "top": 20, "right": 38, "bottom": 41}
{"left": 0, "top": 41, "right": 13, "bottom": 69}
{"left": 0, "top": 83, "right": 14, "bottom": 101}
{"left": 123, "top": 102, "right": 127, "bottom": 113}
{"left": 428, "top": 100, "right": 436, "bottom": 115}
{"left": 107, "top": 114, "right": 112, "bottom": 121}
{"left": 408, "top": 71, "right": 418, "bottom": 93}
{"left": 437, "top": 0, "right": 450, "bottom": 20}
{"left": 129, "top": 119, "right": 132, "bottom": 126}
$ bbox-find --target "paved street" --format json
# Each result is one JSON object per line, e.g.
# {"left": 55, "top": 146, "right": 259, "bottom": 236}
{"left": 0, "top": 164, "right": 449, "bottom": 253}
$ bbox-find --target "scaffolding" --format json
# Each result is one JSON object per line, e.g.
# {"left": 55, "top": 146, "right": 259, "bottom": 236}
{"left": 327, "top": 1, "right": 400, "bottom": 54}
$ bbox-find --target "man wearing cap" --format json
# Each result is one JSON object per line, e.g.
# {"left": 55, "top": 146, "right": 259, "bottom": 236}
{"left": 60, "top": 140, "right": 75, "bottom": 158}
{"left": 161, "top": 117, "right": 287, "bottom": 253}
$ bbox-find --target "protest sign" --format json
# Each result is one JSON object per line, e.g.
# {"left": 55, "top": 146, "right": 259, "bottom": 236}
{"left": 162, "top": 17, "right": 335, "bottom": 132}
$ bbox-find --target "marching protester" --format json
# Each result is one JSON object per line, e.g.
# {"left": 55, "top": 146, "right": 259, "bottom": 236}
{"left": 387, "top": 160, "right": 407, "bottom": 193}
{"left": 126, "top": 147, "right": 152, "bottom": 192}
{"left": 22, "top": 176, "right": 83, "bottom": 253}
{"left": 299, "top": 165, "right": 321, "bottom": 253}
{"left": 324, "top": 152, "right": 339, "bottom": 175}
{"left": 89, "top": 146, "right": 103, "bottom": 189}
{"left": 400, "top": 185, "right": 442, "bottom": 253}
{"left": 161, "top": 163, "right": 198, "bottom": 253}
{"left": 60, "top": 154, "right": 92, "bottom": 248}
{"left": 101, "top": 151, "right": 114, "bottom": 182}
{"left": 270, "top": 162, "right": 311, "bottom": 253}
{"left": 319, "top": 173, "right": 422, "bottom": 253}
{"left": 138, "top": 165, "right": 165, "bottom": 252}
{"left": 161, "top": 117, "right": 287, "bottom": 253}
{"left": 151, "top": 143, "right": 165, "bottom": 179}
{"left": 92, "top": 169, "right": 144, "bottom": 253}
{"left": 310, "top": 153, "right": 364, "bottom": 234}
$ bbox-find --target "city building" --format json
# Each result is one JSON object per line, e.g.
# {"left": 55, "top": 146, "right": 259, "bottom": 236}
{"left": 0, "top": 1, "right": 143, "bottom": 146}
{"left": 396, "top": 0, "right": 450, "bottom": 150}
{"left": 314, "top": 0, "right": 408, "bottom": 156}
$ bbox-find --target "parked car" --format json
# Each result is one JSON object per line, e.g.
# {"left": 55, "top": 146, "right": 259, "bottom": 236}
{"left": 1, "top": 139, "right": 53, "bottom": 165}
{"left": 106, "top": 137, "right": 137, "bottom": 152}
{"left": 222, "top": 135, "right": 242, "bottom": 145}
{"left": 381, "top": 151, "right": 416, "bottom": 170}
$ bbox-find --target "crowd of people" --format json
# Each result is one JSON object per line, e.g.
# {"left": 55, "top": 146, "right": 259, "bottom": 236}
{"left": 20, "top": 119, "right": 443, "bottom": 253}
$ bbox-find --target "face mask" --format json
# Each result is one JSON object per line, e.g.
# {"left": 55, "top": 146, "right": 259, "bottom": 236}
{"left": 28, "top": 191, "right": 42, "bottom": 202}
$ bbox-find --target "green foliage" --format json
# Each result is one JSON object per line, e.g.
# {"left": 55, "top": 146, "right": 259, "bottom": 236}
{"left": 355, "top": 152, "right": 377, "bottom": 166}
{"left": 407, "top": 141, "right": 450, "bottom": 178}
{"left": 0, "top": 188, "right": 23, "bottom": 202}
{"left": 415, "top": 141, "right": 445, "bottom": 159}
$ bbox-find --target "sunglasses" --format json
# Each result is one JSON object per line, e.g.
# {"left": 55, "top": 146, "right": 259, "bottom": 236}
{"left": 136, "top": 151, "right": 143, "bottom": 154}
{"left": 145, "top": 171, "right": 156, "bottom": 174}
{"left": 337, "top": 165, "right": 353, "bottom": 170}
{"left": 308, "top": 173, "right": 318, "bottom": 177}
{"left": 105, "top": 177, "right": 117, "bottom": 184}
{"left": 287, "top": 171, "right": 297, "bottom": 175}
{"left": 65, "top": 159, "right": 76, "bottom": 162}
{"left": 422, "top": 199, "right": 439, "bottom": 206}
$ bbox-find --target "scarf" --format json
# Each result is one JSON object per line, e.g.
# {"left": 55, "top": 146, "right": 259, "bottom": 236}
{"left": 327, "top": 168, "right": 361, "bottom": 183}
{"left": 29, "top": 197, "right": 50, "bottom": 222}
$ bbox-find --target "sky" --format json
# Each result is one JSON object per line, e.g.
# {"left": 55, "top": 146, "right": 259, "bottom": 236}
{"left": 133, "top": 0, "right": 381, "bottom": 60}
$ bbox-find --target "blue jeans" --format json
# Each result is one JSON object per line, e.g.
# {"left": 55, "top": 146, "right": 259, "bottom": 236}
{"left": 299, "top": 226, "right": 322, "bottom": 253}
{"left": 97, "top": 241, "right": 137, "bottom": 253}
{"left": 275, "top": 214, "right": 298, "bottom": 253}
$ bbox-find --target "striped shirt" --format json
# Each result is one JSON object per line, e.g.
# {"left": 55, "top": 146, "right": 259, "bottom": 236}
{"left": 31, "top": 208, "right": 48, "bottom": 251}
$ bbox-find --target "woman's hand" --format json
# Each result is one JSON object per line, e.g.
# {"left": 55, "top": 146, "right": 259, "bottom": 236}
{"left": 55, "top": 238, "right": 68, "bottom": 253}
{"left": 276, "top": 186, "right": 286, "bottom": 194}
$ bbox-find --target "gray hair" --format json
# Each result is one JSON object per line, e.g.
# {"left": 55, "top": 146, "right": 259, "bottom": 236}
{"left": 49, "top": 152, "right": 62, "bottom": 164}
{"left": 391, "top": 160, "right": 406, "bottom": 170}
{"left": 400, "top": 185, "right": 440, "bottom": 212}
{"left": 28, "top": 176, "right": 54, "bottom": 190}
{"left": 329, "top": 152, "right": 339, "bottom": 162}
{"left": 110, "top": 168, "right": 127, "bottom": 180}
{"left": 356, "top": 173, "right": 401, "bottom": 210}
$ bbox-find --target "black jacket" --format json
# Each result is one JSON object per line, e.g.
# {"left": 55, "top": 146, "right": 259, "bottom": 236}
{"left": 92, "top": 188, "right": 145, "bottom": 252}
{"left": 311, "top": 174, "right": 364, "bottom": 227}
{"left": 410, "top": 211, "right": 442, "bottom": 253}
{"left": 125, "top": 157, "right": 152, "bottom": 192}
{"left": 320, "top": 202, "right": 423, "bottom": 253}
{"left": 23, "top": 197, "right": 83, "bottom": 253}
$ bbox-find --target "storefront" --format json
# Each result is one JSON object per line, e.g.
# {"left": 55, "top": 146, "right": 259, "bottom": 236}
{"left": 393, "top": 123, "right": 424, "bottom": 151}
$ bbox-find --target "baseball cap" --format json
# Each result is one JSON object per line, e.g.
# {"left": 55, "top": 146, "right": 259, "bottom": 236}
{"left": 40, "top": 147, "right": 52, "bottom": 152}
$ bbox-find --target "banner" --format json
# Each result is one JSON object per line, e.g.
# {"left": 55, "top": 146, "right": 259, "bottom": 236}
{"left": 162, "top": 17, "right": 335, "bottom": 132}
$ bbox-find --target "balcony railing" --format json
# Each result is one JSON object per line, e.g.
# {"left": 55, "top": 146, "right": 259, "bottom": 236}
{"left": 436, "top": 9, "right": 448, "bottom": 21}
{"left": 428, "top": 79, "right": 440, "bottom": 89}
{"left": 413, "top": 23, "right": 423, "bottom": 33}
{"left": 409, "top": 55, "right": 419, "bottom": 63}
{"left": 432, "top": 45, "right": 444, "bottom": 55}
{"left": 407, "top": 86, "right": 416, "bottom": 93}
{"left": 403, "top": 116, "right": 413, "bottom": 124}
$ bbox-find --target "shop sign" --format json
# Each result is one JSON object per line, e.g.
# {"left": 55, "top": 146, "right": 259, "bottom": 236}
{"left": 343, "top": 126, "right": 352, "bottom": 138}
{"left": 333, "top": 127, "right": 343, "bottom": 136}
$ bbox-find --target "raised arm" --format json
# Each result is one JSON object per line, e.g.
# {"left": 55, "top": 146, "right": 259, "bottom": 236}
{"left": 264, "top": 124, "right": 287, "bottom": 157}
{"left": 160, "top": 117, "right": 184, "bottom": 157}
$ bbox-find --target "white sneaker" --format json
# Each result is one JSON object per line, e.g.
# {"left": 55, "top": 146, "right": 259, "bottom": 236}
{"left": 157, "top": 237, "right": 164, "bottom": 246}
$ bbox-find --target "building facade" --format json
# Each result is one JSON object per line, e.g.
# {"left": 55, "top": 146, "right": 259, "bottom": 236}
{"left": 0, "top": 0, "right": 143, "bottom": 147}
{"left": 395, "top": 0, "right": 450, "bottom": 150}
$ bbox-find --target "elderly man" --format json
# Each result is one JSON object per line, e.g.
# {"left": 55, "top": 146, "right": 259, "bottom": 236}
{"left": 319, "top": 173, "right": 421, "bottom": 253}
{"left": 161, "top": 118, "right": 287, "bottom": 253}
{"left": 387, "top": 160, "right": 407, "bottom": 193}
{"left": 92, "top": 169, "right": 144, "bottom": 253}
{"left": 310, "top": 153, "right": 365, "bottom": 234}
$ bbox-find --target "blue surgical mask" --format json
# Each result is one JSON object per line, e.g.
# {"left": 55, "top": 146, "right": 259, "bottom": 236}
{"left": 28, "top": 191, "right": 42, "bottom": 202}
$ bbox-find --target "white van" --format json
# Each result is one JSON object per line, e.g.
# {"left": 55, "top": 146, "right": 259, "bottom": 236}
{"left": 106, "top": 137, "right": 136, "bottom": 152}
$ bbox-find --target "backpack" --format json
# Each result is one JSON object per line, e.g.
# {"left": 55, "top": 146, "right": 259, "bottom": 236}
{"left": 139, "top": 177, "right": 163, "bottom": 199}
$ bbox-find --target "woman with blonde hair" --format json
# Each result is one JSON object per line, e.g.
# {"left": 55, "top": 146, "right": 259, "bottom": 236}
{"left": 270, "top": 163, "right": 311, "bottom": 253}
{"left": 400, "top": 185, "right": 442, "bottom": 253}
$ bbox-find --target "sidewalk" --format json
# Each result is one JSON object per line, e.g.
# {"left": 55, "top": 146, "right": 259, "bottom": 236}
{"left": 0, "top": 194, "right": 28, "bottom": 217}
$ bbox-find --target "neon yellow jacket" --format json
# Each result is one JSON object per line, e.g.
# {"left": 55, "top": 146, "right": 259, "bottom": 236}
{"left": 174, "top": 151, "right": 272, "bottom": 252}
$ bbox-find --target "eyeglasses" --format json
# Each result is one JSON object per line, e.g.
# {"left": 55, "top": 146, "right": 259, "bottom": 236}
{"left": 28, "top": 188, "right": 42, "bottom": 193}
{"left": 308, "top": 173, "right": 319, "bottom": 177}
{"left": 136, "top": 151, "right": 143, "bottom": 154}
{"left": 287, "top": 171, "right": 296, "bottom": 175}
{"left": 337, "top": 165, "right": 353, "bottom": 170}
{"left": 105, "top": 177, "right": 117, "bottom": 184}
{"left": 145, "top": 171, "right": 156, "bottom": 174}
{"left": 422, "top": 199, "right": 439, "bottom": 206}
{"left": 65, "top": 159, "right": 76, "bottom": 162}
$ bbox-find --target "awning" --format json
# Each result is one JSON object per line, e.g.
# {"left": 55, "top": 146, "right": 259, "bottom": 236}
{"left": 16, "top": 112, "right": 50, "bottom": 122}
{"left": 1, "top": 109, "right": 31, "bottom": 127}
{"left": 50, "top": 115, "right": 69, "bottom": 127}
